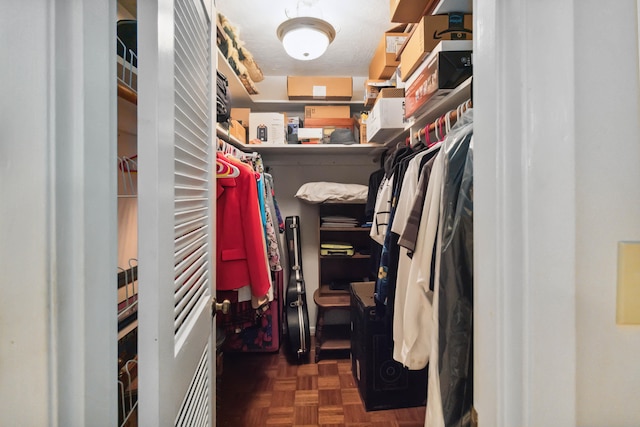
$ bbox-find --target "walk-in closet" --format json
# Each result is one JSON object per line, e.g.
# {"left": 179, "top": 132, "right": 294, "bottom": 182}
{"left": 5, "top": 0, "right": 640, "bottom": 426}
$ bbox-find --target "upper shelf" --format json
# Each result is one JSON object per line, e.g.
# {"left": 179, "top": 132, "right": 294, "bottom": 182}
{"left": 404, "top": 76, "right": 472, "bottom": 136}
{"left": 216, "top": 123, "right": 383, "bottom": 156}
{"left": 217, "top": 50, "right": 366, "bottom": 111}
{"left": 217, "top": 77, "right": 472, "bottom": 152}
{"left": 374, "top": 76, "right": 472, "bottom": 147}
{"left": 243, "top": 143, "right": 384, "bottom": 155}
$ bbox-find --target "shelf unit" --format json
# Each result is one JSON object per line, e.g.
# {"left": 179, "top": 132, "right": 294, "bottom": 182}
{"left": 313, "top": 203, "right": 373, "bottom": 362}
{"left": 220, "top": 44, "right": 472, "bottom": 151}
{"left": 116, "top": 17, "right": 139, "bottom": 427}
{"left": 217, "top": 50, "right": 366, "bottom": 111}
{"left": 376, "top": 76, "right": 472, "bottom": 147}
{"left": 313, "top": 287, "right": 351, "bottom": 363}
{"left": 217, "top": 123, "right": 384, "bottom": 156}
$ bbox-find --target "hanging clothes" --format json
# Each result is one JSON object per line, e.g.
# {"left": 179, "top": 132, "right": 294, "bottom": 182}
{"left": 405, "top": 151, "right": 446, "bottom": 369}
{"left": 263, "top": 172, "right": 283, "bottom": 272}
{"left": 436, "top": 135, "right": 474, "bottom": 427}
{"left": 265, "top": 172, "right": 284, "bottom": 232}
{"left": 422, "top": 110, "right": 474, "bottom": 427}
{"left": 366, "top": 166, "right": 386, "bottom": 278}
{"left": 216, "top": 151, "right": 271, "bottom": 298}
{"left": 215, "top": 144, "right": 286, "bottom": 354}
{"left": 371, "top": 145, "right": 417, "bottom": 314}
{"left": 365, "top": 108, "right": 474, "bottom": 426}
{"left": 390, "top": 142, "right": 441, "bottom": 368}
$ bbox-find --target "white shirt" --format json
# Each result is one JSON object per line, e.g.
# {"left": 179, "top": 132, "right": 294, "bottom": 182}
{"left": 369, "top": 174, "right": 393, "bottom": 245}
{"left": 389, "top": 149, "right": 432, "bottom": 366}
{"left": 399, "top": 150, "right": 444, "bottom": 371}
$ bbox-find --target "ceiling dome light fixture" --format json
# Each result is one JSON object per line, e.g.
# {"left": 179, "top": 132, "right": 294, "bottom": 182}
{"left": 277, "top": 16, "right": 336, "bottom": 61}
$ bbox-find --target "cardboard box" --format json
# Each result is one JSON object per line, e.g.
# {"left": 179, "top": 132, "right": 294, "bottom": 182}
{"left": 359, "top": 123, "right": 367, "bottom": 144}
{"left": 369, "top": 32, "right": 409, "bottom": 80}
{"left": 229, "top": 119, "right": 246, "bottom": 144}
{"left": 287, "top": 76, "right": 353, "bottom": 101}
{"left": 390, "top": 0, "right": 433, "bottom": 23}
{"left": 304, "top": 105, "right": 351, "bottom": 119}
{"left": 400, "top": 13, "right": 473, "bottom": 81}
{"left": 366, "top": 97, "right": 405, "bottom": 143}
{"left": 364, "top": 79, "right": 395, "bottom": 107}
{"left": 304, "top": 118, "right": 355, "bottom": 131}
{"left": 248, "top": 112, "right": 286, "bottom": 144}
{"left": 230, "top": 108, "right": 250, "bottom": 127}
{"left": 404, "top": 43, "right": 473, "bottom": 119}
{"left": 377, "top": 87, "right": 405, "bottom": 99}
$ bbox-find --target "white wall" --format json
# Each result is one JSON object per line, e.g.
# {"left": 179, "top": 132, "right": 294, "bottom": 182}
{"left": 0, "top": 3, "right": 52, "bottom": 424}
{"left": 575, "top": 1, "right": 640, "bottom": 425}
{"left": 261, "top": 152, "right": 379, "bottom": 331}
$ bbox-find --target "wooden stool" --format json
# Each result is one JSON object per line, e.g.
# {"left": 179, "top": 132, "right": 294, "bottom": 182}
{"left": 313, "top": 286, "right": 351, "bottom": 363}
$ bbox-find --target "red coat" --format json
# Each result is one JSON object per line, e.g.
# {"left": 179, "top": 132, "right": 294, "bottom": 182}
{"left": 216, "top": 153, "right": 270, "bottom": 297}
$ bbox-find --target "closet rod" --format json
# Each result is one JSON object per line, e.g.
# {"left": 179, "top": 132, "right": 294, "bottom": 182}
{"left": 407, "top": 99, "right": 472, "bottom": 145}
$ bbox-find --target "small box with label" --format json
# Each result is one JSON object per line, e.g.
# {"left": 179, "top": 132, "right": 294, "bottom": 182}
{"left": 248, "top": 112, "right": 286, "bottom": 144}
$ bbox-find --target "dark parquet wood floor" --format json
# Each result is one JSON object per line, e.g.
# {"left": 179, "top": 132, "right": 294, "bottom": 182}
{"left": 217, "top": 342, "right": 426, "bottom": 427}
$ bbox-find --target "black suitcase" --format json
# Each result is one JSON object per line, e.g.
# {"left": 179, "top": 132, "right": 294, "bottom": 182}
{"left": 350, "top": 281, "right": 428, "bottom": 411}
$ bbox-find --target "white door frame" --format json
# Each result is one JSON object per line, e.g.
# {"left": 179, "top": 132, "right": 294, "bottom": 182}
{"left": 0, "top": 0, "right": 118, "bottom": 425}
{"left": 2, "top": 0, "right": 582, "bottom": 424}
{"left": 474, "top": 0, "right": 577, "bottom": 425}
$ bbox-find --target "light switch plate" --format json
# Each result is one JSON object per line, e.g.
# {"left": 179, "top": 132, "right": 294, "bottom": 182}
{"left": 616, "top": 241, "right": 640, "bottom": 325}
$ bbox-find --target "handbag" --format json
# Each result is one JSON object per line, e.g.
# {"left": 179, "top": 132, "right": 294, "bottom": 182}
{"left": 216, "top": 70, "right": 231, "bottom": 123}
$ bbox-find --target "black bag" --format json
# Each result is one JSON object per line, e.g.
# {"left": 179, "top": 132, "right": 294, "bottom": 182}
{"left": 216, "top": 70, "right": 231, "bottom": 123}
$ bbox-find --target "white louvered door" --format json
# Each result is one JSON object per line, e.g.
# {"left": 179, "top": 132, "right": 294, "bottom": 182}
{"left": 138, "top": 0, "right": 217, "bottom": 425}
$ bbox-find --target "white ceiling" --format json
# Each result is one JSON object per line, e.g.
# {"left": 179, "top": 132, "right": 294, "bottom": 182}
{"left": 216, "top": 0, "right": 394, "bottom": 78}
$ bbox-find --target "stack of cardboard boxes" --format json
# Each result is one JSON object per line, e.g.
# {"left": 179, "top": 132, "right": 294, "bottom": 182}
{"left": 232, "top": 106, "right": 357, "bottom": 146}
{"left": 364, "top": 0, "right": 473, "bottom": 143}
{"left": 230, "top": 76, "right": 359, "bottom": 145}
{"left": 230, "top": 4, "right": 473, "bottom": 147}
{"left": 303, "top": 105, "right": 354, "bottom": 144}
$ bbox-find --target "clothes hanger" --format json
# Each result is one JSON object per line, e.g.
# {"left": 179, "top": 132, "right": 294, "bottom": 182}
{"left": 444, "top": 110, "right": 452, "bottom": 135}
{"left": 438, "top": 115, "right": 446, "bottom": 140}
{"left": 433, "top": 117, "right": 441, "bottom": 142}
{"left": 216, "top": 155, "right": 240, "bottom": 178}
{"left": 456, "top": 103, "right": 464, "bottom": 124}
{"left": 425, "top": 123, "right": 434, "bottom": 148}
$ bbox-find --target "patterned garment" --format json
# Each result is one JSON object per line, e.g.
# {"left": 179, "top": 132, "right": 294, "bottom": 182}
{"left": 263, "top": 173, "right": 283, "bottom": 271}
{"left": 264, "top": 203, "right": 282, "bottom": 271}
{"left": 265, "top": 173, "right": 284, "bottom": 232}
{"left": 218, "top": 270, "right": 283, "bottom": 353}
